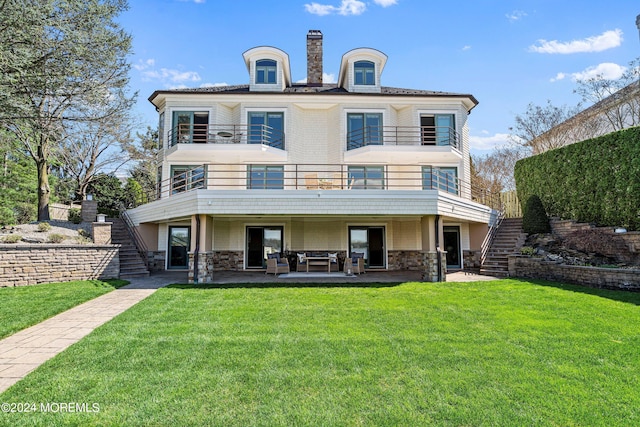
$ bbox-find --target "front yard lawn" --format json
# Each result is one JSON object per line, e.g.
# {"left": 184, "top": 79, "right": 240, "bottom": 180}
{"left": 1, "top": 279, "right": 639, "bottom": 426}
{"left": 0, "top": 279, "right": 128, "bottom": 339}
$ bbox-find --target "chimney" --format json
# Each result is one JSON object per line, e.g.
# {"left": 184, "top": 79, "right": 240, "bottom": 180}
{"left": 307, "top": 30, "right": 323, "bottom": 87}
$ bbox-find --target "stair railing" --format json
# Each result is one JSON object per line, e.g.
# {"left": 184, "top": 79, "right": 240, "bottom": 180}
{"left": 118, "top": 204, "right": 150, "bottom": 270}
{"left": 480, "top": 209, "right": 505, "bottom": 267}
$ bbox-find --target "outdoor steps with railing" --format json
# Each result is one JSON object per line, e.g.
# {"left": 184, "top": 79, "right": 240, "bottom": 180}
{"left": 480, "top": 217, "right": 526, "bottom": 277}
{"left": 108, "top": 218, "right": 150, "bottom": 279}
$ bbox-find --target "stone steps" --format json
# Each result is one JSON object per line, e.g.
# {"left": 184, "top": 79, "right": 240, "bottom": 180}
{"left": 108, "top": 218, "right": 150, "bottom": 279}
{"left": 480, "top": 218, "right": 526, "bottom": 277}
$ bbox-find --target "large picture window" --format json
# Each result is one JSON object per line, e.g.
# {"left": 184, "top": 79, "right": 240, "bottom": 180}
{"left": 348, "top": 166, "right": 384, "bottom": 190}
{"left": 171, "top": 165, "right": 205, "bottom": 194}
{"left": 248, "top": 112, "right": 285, "bottom": 149}
{"left": 422, "top": 166, "right": 458, "bottom": 195}
{"left": 247, "top": 165, "right": 284, "bottom": 189}
{"left": 347, "top": 113, "right": 382, "bottom": 150}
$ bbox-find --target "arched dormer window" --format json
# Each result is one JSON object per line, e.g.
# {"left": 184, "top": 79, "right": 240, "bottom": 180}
{"left": 256, "top": 59, "right": 277, "bottom": 84}
{"left": 354, "top": 60, "right": 375, "bottom": 85}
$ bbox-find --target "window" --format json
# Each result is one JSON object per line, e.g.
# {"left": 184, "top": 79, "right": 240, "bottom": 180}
{"left": 256, "top": 59, "right": 277, "bottom": 84}
{"left": 420, "top": 114, "right": 456, "bottom": 146}
{"left": 171, "top": 165, "right": 205, "bottom": 194}
{"left": 171, "top": 111, "right": 209, "bottom": 145}
{"left": 348, "top": 166, "right": 384, "bottom": 189}
{"left": 347, "top": 113, "right": 382, "bottom": 150}
{"left": 158, "top": 112, "right": 165, "bottom": 150}
{"left": 247, "top": 165, "right": 284, "bottom": 189}
{"left": 246, "top": 226, "right": 283, "bottom": 268}
{"left": 423, "top": 166, "right": 458, "bottom": 195}
{"left": 354, "top": 60, "right": 375, "bottom": 85}
{"left": 248, "top": 112, "right": 285, "bottom": 149}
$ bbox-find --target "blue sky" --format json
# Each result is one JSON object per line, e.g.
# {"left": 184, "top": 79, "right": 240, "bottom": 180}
{"left": 118, "top": 0, "right": 640, "bottom": 154}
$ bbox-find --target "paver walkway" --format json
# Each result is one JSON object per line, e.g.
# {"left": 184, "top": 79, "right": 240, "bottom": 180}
{"left": 0, "top": 272, "right": 185, "bottom": 394}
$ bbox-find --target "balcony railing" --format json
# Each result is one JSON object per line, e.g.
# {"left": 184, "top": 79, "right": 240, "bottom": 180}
{"left": 347, "top": 126, "right": 460, "bottom": 150}
{"left": 168, "top": 124, "right": 285, "bottom": 150}
{"left": 149, "top": 164, "right": 501, "bottom": 210}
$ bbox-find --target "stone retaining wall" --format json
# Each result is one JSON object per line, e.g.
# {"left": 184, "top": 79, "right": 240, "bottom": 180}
{"left": 508, "top": 255, "right": 639, "bottom": 291}
{"left": 0, "top": 244, "right": 120, "bottom": 286}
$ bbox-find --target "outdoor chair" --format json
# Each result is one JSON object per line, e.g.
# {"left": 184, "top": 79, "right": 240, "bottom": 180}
{"left": 305, "top": 173, "right": 319, "bottom": 189}
{"left": 344, "top": 252, "right": 365, "bottom": 274}
{"left": 266, "top": 253, "right": 290, "bottom": 275}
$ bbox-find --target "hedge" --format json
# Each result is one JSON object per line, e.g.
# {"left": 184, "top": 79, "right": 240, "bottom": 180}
{"left": 514, "top": 126, "right": 640, "bottom": 231}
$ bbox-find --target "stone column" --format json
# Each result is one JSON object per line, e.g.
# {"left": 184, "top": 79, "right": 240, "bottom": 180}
{"left": 421, "top": 250, "right": 447, "bottom": 282}
{"left": 81, "top": 200, "right": 98, "bottom": 222}
{"left": 92, "top": 222, "right": 112, "bottom": 245}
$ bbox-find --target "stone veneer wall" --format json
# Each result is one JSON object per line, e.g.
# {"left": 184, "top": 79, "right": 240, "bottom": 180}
{"left": 508, "top": 255, "right": 640, "bottom": 291}
{"left": 147, "top": 250, "right": 166, "bottom": 272}
{"left": 0, "top": 244, "right": 120, "bottom": 286}
{"left": 421, "top": 251, "right": 447, "bottom": 282}
{"left": 387, "top": 250, "right": 424, "bottom": 270}
{"left": 188, "top": 250, "right": 245, "bottom": 284}
{"left": 463, "top": 250, "right": 481, "bottom": 271}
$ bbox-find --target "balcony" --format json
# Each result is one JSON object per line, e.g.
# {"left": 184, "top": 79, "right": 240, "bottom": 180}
{"left": 168, "top": 124, "right": 285, "bottom": 149}
{"left": 151, "top": 163, "right": 499, "bottom": 208}
{"left": 345, "top": 125, "right": 462, "bottom": 163}
{"left": 165, "top": 124, "right": 287, "bottom": 162}
{"left": 347, "top": 125, "right": 459, "bottom": 150}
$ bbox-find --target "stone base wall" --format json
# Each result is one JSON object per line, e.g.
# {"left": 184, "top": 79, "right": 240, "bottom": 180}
{"left": 387, "top": 250, "right": 424, "bottom": 270}
{"left": 211, "top": 251, "right": 244, "bottom": 271}
{"left": 463, "top": 250, "right": 481, "bottom": 271}
{"left": 421, "top": 251, "right": 447, "bottom": 282}
{"left": 508, "top": 255, "right": 640, "bottom": 291}
{"left": 189, "top": 251, "right": 213, "bottom": 284}
{"left": 0, "top": 244, "right": 120, "bottom": 286}
{"left": 147, "top": 251, "right": 166, "bottom": 272}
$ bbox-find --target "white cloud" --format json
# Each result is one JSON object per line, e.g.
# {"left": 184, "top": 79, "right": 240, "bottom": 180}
{"left": 470, "top": 132, "right": 511, "bottom": 151}
{"left": 550, "top": 63, "right": 627, "bottom": 83}
{"left": 529, "top": 29, "right": 623, "bottom": 54}
{"left": 134, "top": 58, "right": 202, "bottom": 86}
{"left": 506, "top": 10, "right": 527, "bottom": 22}
{"left": 462, "top": 45, "right": 471, "bottom": 51}
{"left": 305, "top": 0, "right": 395, "bottom": 16}
{"left": 373, "top": 0, "right": 397, "bottom": 6}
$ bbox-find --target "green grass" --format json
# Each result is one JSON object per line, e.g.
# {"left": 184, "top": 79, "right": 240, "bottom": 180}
{"left": 1, "top": 279, "right": 639, "bottom": 426}
{"left": 0, "top": 279, "right": 128, "bottom": 339}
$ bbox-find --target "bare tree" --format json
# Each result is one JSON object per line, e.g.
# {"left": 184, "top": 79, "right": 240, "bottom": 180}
{"left": 57, "top": 107, "right": 135, "bottom": 201}
{"left": 574, "top": 57, "right": 640, "bottom": 132}
{"left": 510, "top": 101, "right": 583, "bottom": 154}
{"left": 0, "top": 0, "right": 134, "bottom": 220}
{"left": 471, "top": 145, "right": 528, "bottom": 193}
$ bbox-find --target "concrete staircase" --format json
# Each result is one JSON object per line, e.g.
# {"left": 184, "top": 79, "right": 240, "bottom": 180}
{"left": 109, "top": 218, "right": 150, "bottom": 279}
{"left": 480, "top": 217, "right": 526, "bottom": 277}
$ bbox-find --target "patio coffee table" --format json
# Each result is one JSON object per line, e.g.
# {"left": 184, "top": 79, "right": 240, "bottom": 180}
{"left": 304, "top": 256, "right": 332, "bottom": 273}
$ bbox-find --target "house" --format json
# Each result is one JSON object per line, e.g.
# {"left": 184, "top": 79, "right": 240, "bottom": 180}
{"left": 126, "top": 30, "right": 499, "bottom": 282}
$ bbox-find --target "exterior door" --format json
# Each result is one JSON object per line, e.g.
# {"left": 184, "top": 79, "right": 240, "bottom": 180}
{"left": 349, "top": 226, "right": 385, "bottom": 268}
{"left": 168, "top": 226, "right": 190, "bottom": 269}
{"left": 443, "top": 226, "right": 461, "bottom": 269}
{"left": 246, "top": 226, "right": 283, "bottom": 268}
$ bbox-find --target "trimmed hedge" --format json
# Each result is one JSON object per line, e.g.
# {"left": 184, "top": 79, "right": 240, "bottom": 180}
{"left": 515, "top": 126, "right": 640, "bottom": 231}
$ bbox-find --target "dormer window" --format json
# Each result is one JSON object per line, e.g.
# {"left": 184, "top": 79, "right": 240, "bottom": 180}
{"left": 354, "top": 61, "right": 375, "bottom": 85}
{"left": 256, "top": 59, "right": 277, "bottom": 84}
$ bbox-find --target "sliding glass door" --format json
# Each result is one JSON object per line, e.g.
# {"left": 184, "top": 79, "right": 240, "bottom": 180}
{"left": 349, "top": 226, "right": 385, "bottom": 268}
{"left": 246, "top": 226, "right": 283, "bottom": 268}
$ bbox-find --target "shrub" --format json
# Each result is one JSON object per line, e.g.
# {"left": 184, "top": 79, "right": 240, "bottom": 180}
{"left": 522, "top": 195, "right": 550, "bottom": 234}
{"left": 68, "top": 208, "right": 82, "bottom": 224}
{"left": 48, "top": 233, "right": 65, "bottom": 243}
{"left": 2, "top": 234, "right": 22, "bottom": 243}
{"left": 520, "top": 246, "right": 535, "bottom": 256}
{"left": 37, "top": 222, "right": 52, "bottom": 232}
